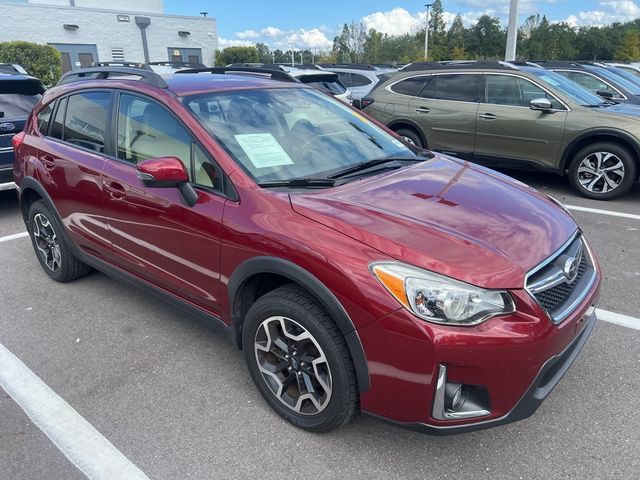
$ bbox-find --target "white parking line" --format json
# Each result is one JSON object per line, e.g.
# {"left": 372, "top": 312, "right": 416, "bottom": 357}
{"left": 0, "top": 342, "right": 149, "bottom": 480}
{"left": 597, "top": 309, "right": 640, "bottom": 331}
{"left": 0, "top": 231, "right": 29, "bottom": 243}
{"left": 565, "top": 205, "right": 640, "bottom": 221}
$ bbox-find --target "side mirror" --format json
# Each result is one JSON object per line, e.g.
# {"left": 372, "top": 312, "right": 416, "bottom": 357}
{"left": 352, "top": 98, "right": 362, "bottom": 110}
{"left": 136, "top": 157, "right": 198, "bottom": 206}
{"left": 137, "top": 157, "right": 189, "bottom": 187}
{"left": 596, "top": 90, "right": 615, "bottom": 100}
{"left": 530, "top": 97, "right": 553, "bottom": 112}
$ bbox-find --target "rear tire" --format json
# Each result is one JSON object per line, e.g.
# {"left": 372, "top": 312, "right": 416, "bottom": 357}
{"left": 568, "top": 142, "right": 637, "bottom": 200}
{"left": 27, "top": 200, "right": 92, "bottom": 282}
{"left": 395, "top": 128, "right": 424, "bottom": 148}
{"left": 242, "top": 284, "right": 358, "bottom": 432}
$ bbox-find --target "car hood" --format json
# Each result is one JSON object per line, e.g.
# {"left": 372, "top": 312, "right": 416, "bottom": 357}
{"left": 290, "top": 156, "right": 577, "bottom": 289}
{"left": 593, "top": 102, "right": 640, "bottom": 119}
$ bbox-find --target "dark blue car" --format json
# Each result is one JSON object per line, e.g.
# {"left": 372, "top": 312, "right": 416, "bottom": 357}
{"left": 0, "top": 64, "right": 45, "bottom": 190}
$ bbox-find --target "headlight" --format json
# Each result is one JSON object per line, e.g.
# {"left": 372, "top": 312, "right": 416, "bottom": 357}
{"left": 370, "top": 262, "right": 515, "bottom": 326}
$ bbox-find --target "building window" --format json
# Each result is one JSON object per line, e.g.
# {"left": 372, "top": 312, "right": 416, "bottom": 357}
{"left": 111, "top": 48, "right": 125, "bottom": 62}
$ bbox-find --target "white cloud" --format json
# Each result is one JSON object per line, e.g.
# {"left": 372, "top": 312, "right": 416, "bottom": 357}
{"left": 260, "top": 27, "right": 286, "bottom": 37}
{"left": 361, "top": 8, "right": 425, "bottom": 36}
{"left": 236, "top": 29, "right": 260, "bottom": 39}
{"left": 218, "top": 37, "right": 255, "bottom": 48}
{"left": 289, "top": 28, "right": 333, "bottom": 49}
{"left": 563, "top": 0, "right": 640, "bottom": 26}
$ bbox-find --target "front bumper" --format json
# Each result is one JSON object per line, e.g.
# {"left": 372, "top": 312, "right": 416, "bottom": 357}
{"left": 371, "top": 308, "right": 596, "bottom": 435}
{"left": 357, "top": 272, "right": 600, "bottom": 433}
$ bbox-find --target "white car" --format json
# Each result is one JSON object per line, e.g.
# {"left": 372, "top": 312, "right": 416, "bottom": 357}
{"left": 226, "top": 64, "right": 353, "bottom": 104}
{"left": 320, "top": 64, "right": 398, "bottom": 101}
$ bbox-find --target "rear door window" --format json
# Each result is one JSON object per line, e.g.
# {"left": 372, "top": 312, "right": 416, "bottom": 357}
{"left": 434, "top": 74, "right": 481, "bottom": 102}
{"left": 63, "top": 92, "right": 111, "bottom": 153}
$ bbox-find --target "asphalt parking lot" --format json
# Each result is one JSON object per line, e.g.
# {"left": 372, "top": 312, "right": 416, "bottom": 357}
{"left": 1, "top": 172, "right": 639, "bottom": 480}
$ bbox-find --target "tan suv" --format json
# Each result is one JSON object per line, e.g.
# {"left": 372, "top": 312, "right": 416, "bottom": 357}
{"left": 363, "top": 61, "right": 640, "bottom": 199}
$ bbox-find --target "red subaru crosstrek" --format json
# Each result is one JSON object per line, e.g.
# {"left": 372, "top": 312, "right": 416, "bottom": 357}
{"left": 13, "top": 66, "right": 601, "bottom": 433}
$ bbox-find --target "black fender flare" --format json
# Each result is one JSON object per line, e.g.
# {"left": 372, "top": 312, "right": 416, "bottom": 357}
{"left": 560, "top": 128, "right": 640, "bottom": 171}
{"left": 227, "top": 256, "right": 370, "bottom": 392}
{"left": 18, "top": 176, "right": 62, "bottom": 226}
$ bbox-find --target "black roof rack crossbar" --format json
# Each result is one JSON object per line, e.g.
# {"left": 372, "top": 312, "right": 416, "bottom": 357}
{"left": 57, "top": 66, "right": 168, "bottom": 88}
{"left": 320, "top": 63, "right": 377, "bottom": 71}
{"left": 175, "top": 66, "right": 299, "bottom": 83}
{"left": 93, "top": 61, "right": 147, "bottom": 68}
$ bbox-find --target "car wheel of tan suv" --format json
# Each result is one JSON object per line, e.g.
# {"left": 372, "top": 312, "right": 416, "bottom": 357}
{"left": 569, "top": 142, "right": 637, "bottom": 200}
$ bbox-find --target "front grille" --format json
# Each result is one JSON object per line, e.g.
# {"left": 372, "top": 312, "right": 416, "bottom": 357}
{"left": 526, "top": 234, "right": 596, "bottom": 323}
{"left": 533, "top": 253, "right": 588, "bottom": 312}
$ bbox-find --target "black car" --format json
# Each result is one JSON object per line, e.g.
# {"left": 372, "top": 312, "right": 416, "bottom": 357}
{"left": 535, "top": 61, "right": 640, "bottom": 105}
{"left": 0, "top": 64, "right": 45, "bottom": 190}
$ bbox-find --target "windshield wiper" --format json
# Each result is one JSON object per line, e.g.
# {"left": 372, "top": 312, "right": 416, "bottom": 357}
{"left": 258, "top": 178, "right": 336, "bottom": 188}
{"left": 328, "top": 154, "right": 429, "bottom": 180}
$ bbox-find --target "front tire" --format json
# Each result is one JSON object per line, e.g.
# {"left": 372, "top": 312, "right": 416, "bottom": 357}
{"left": 28, "top": 200, "right": 92, "bottom": 282}
{"left": 242, "top": 285, "right": 358, "bottom": 432}
{"left": 568, "top": 142, "right": 637, "bottom": 200}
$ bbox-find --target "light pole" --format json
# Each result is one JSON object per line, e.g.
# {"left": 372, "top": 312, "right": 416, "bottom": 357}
{"left": 424, "top": 3, "right": 433, "bottom": 61}
{"left": 289, "top": 41, "right": 295, "bottom": 66}
{"left": 505, "top": 0, "right": 520, "bottom": 61}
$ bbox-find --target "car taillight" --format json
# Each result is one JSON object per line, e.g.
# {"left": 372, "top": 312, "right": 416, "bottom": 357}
{"left": 12, "top": 131, "right": 26, "bottom": 151}
{"left": 360, "top": 97, "right": 375, "bottom": 109}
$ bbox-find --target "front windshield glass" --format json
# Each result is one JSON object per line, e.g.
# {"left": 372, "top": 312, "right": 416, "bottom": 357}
{"left": 604, "top": 65, "right": 640, "bottom": 89}
{"left": 522, "top": 67, "right": 605, "bottom": 106}
{"left": 590, "top": 66, "right": 640, "bottom": 95}
{"left": 183, "top": 87, "right": 413, "bottom": 183}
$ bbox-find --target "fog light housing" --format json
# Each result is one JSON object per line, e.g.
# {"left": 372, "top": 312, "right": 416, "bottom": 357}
{"left": 433, "top": 365, "right": 491, "bottom": 421}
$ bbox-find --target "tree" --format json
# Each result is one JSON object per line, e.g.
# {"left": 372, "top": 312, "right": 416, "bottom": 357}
{"left": 447, "top": 15, "right": 468, "bottom": 59}
{"left": 255, "top": 43, "right": 271, "bottom": 64}
{"left": 364, "top": 28, "right": 384, "bottom": 63}
{"left": 469, "top": 15, "right": 505, "bottom": 58}
{"left": 0, "top": 41, "right": 61, "bottom": 86}
{"left": 428, "top": 0, "right": 447, "bottom": 60}
{"left": 215, "top": 46, "right": 259, "bottom": 66}
{"left": 615, "top": 30, "right": 640, "bottom": 61}
{"left": 333, "top": 24, "right": 352, "bottom": 63}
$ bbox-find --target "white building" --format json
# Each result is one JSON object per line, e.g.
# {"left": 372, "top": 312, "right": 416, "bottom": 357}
{"left": 0, "top": 0, "right": 218, "bottom": 71}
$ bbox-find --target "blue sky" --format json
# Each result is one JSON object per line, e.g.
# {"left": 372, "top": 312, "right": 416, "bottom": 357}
{"left": 165, "top": 1, "right": 640, "bottom": 49}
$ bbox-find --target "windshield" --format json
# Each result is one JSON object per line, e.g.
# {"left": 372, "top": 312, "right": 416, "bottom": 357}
{"left": 0, "top": 79, "right": 44, "bottom": 118}
{"left": 589, "top": 66, "right": 640, "bottom": 95}
{"left": 604, "top": 65, "right": 640, "bottom": 89}
{"left": 183, "top": 87, "right": 413, "bottom": 183}
{"left": 522, "top": 67, "right": 605, "bottom": 106}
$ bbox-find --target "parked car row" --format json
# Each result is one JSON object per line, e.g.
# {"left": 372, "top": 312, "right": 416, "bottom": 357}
{"left": 360, "top": 60, "right": 640, "bottom": 199}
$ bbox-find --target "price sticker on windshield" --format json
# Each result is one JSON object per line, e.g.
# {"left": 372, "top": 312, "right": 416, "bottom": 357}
{"left": 235, "top": 133, "right": 294, "bottom": 168}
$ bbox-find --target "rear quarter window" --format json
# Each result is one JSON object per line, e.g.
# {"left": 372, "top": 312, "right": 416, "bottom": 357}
{"left": 36, "top": 103, "right": 53, "bottom": 135}
{"left": 390, "top": 76, "right": 428, "bottom": 96}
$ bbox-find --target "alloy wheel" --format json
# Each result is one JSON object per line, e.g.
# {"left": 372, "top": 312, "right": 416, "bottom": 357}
{"left": 577, "top": 151, "right": 625, "bottom": 194}
{"left": 402, "top": 136, "right": 416, "bottom": 146}
{"left": 32, "top": 213, "right": 61, "bottom": 272}
{"left": 254, "top": 316, "right": 332, "bottom": 415}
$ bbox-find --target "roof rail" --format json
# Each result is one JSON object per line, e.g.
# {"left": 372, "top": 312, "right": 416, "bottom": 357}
{"left": 93, "top": 61, "right": 146, "bottom": 68}
{"left": 319, "top": 63, "right": 377, "bottom": 71}
{"left": 175, "top": 66, "right": 299, "bottom": 83}
{"left": 148, "top": 61, "right": 206, "bottom": 68}
{"left": 57, "top": 66, "right": 168, "bottom": 88}
{"left": 402, "top": 61, "right": 526, "bottom": 72}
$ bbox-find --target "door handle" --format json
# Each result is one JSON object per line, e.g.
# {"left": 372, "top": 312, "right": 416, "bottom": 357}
{"left": 105, "top": 181, "right": 126, "bottom": 200}
{"left": 415, "top": 106, "right": 431, "bottom": 114}
{"left": 41, "top": 154, "right": 56, "bottom": 170}
{"left": 478, "top": 113, "right": 497, "bottom": 120}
